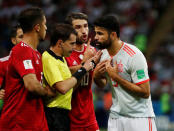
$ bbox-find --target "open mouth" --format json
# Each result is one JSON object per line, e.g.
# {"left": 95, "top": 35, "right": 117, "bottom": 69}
{"left": 82, "top": 35, "right": 87, "bottom": 41}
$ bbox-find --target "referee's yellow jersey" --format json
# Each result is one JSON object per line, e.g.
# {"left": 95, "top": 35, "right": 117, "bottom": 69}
{"left": 42, "top": 49, "right": 73, "bottom": 110}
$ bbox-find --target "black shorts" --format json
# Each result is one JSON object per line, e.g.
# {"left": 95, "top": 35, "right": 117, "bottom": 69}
{"left": 44, "top": 107, "right": 70, "bottom": 131}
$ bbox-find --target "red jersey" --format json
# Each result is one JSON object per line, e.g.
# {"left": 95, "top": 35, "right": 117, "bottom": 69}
{"left": 66, "top": 44, "right": 98, "bottom": 128}
{"left": 0, "top": 56, "right": 9, "bottom": 87}
{"left": 0, "top": 42, "right": 48, "bottom": 131}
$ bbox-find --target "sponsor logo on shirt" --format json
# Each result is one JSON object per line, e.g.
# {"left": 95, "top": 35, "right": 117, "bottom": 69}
{"left": 23, "top": 60, "right": 33, "bottom": 69}
{"left": 72, "top": 60, "right": 78, "bottom": 65}
{"left": 136, "top": 69, "right": 145, "bottom": 79}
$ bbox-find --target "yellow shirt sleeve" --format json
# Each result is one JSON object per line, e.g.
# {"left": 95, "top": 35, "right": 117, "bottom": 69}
{"left": 42, "top": 52, "right": 63, "bottom": 87}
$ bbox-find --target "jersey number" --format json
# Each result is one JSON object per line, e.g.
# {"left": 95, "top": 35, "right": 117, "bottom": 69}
{"left": 81, "top": 73, "right": 89, "bottom": 86}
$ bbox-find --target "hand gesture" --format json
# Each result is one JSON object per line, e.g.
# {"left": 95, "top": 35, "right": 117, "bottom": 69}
{"left": 82, "top": 59, "right": 95, "bottom": 72}
{"left": 105, "top": 59, "right": 118, "bottom": 75}
{"left": 90, "top": 50, "right": 102, "bottom": 65}
{"left": 94, "top": 60, "right": 107, "bottom": 79}
{"left": 82, "top": 38, "right": 96, "bottom": 62}
{"left": 0, "top": 89, "right": 5, "bottom": 100}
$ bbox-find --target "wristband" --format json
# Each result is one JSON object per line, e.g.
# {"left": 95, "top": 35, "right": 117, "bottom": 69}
{"left": 91, "top": 60, "right": 96, "bottom": 69}
{"left": 73, "top": 67, "right": 87, "bottom": 81}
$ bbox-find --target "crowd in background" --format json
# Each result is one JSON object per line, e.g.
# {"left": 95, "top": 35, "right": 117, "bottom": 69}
{"left": 0, "top": 0, "right": 173, "bottom": 130}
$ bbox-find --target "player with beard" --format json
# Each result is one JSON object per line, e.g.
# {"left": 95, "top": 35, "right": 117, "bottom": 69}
{"left": 0, "top": 7, "right": 51, "bottom": 130}
{"left": 65, "top": 12, "right": 101, "bottom": 131}
{"left": 93, "top": 15, "right": 157, "bottom": 131}
{"left": 0, "top": 24, "right": 23, "bottom": 114}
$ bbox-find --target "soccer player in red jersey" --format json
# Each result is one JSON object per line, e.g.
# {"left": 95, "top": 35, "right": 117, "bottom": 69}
{"left": 0, "top": 25, "right": 23, "bottom": 112}
{"left": 0, "top": 7, "right": 50, "bottom": 131}
{"left": 65, "top": 12, "right": 101, "bottom": 131}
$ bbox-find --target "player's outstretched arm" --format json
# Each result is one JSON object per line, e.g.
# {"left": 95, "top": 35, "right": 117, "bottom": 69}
{"left": 93, "top": 60, "right": 107, "bottom": 88}
{"left": 68, "top": 50, "right": 102, "bottom": 74}
{"left": 52, "top": 59, "right": 94, "bottom": 94}
{"left": 105, "top": 59, "right": 150, "bottom": 98}
{"left": 23, "top": 74, "right": 47, "bottom": 96}
{"left": 68, "top": 39, "right": 98, "bottom": 74}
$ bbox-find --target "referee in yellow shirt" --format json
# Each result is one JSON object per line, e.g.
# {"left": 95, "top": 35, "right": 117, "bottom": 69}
{"left": 42, "top": 24, "right": 97, "bottom": 131}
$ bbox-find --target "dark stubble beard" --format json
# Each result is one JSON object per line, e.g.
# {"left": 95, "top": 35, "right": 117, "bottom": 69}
{"left": 76, "top": 37, "right": 86, "bottom": 45}
{"left": 95, "top": 38, "right": 112, "bottom": 49}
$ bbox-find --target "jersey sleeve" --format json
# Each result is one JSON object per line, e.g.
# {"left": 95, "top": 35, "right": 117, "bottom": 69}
{"left": 12, "top": 47, "right": 35, "bottom": 78}
{"left": 129, "top": 52, "right": 149, "bottom": 85}
{"left": 65, "top": 57, "right": 74, "bottom": 67}
{"left": 42, "top": 53, "right": 63, "bottom": 87}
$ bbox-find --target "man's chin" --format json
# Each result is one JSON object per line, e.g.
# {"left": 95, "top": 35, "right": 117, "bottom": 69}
{"left": 39, "top": 37, "right": 45, "bottom": 42}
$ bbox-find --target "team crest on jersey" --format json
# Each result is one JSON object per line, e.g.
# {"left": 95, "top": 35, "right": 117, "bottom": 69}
{"left": 117, "top": 60, "right": 123, "bottom": 73}
{"left": 72, "top": 60, "right": 78, "bottom": 65}
{"left": 23, "top": 60, "right": 33, "bottom": 69}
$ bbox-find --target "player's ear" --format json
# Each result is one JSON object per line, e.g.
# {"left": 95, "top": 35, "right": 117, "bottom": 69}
{"left": 110, "top": 32, "right": 117, "bottom": 40}
{"left": 34, "top": 24, "right": 40, "bottom": 32}
{"left": 11, "top": 37, "right": 16, "bottom": 45}
{"left": 56, "top": 39, "right": 63, "bottom": 48}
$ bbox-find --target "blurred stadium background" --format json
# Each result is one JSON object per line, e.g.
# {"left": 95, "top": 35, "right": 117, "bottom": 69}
{"left": 0, "top": 0, "right": 174, "bottom": 130}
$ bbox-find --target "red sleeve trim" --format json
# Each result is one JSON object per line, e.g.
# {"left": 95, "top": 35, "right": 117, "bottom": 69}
{"left": 136, "top": 79, "right": 149, "bottom": 85}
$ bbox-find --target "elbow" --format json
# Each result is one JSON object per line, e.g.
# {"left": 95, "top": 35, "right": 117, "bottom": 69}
{"left": 142, "top": 91, "right": 150, "bottom": 99}
{"left": 55, "top": 86, "right": 68, "bottom": 95}
{"left": 25, "top": 83, "right": 35, "bottom": 93}
{"left": 58, "top": 89, "right": 67, "bottom": 95}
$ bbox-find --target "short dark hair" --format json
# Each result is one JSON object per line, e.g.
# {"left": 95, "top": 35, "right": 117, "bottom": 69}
{"left": 50, "top": 23, "right": 77, "bottom": 47}
{"left": 65, "top": 12, "right": 88, "bottom": 25}
{"left": 10, "top": 24, "right": 21, "bottom": 38}
{"left": 94, "top": 15, "right": 120, "bottom": 38}
{"left": 18, "top": 7, "right": 45, "bottom": 33}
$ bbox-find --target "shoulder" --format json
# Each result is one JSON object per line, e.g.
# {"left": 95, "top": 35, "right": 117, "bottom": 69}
{"left": 0, "top": 55, "right": 10, "bottom": 62}
{"left": 12, "top": 42, "right": 32, "bottom": 56}
{"left": 122, "top": 43, "right": 144, "bottom": 57}
{"left": 42, "top": 51, "right": 53, "bottom": 63}
{"left": 42, "top": 51, "right": 49, "bottom": 58}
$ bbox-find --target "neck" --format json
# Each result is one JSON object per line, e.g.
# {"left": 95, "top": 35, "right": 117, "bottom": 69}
{"left": 50, "top": 46, "right": 62, "bottom": 57}
{"left": 22, "top": 31, "right": 39, "bottom": 50}
{"left": 74, "top": 43, "right": 84, "bottom": 51}
{"left": 107, "top": 39, "right": 123, "bottom": 57}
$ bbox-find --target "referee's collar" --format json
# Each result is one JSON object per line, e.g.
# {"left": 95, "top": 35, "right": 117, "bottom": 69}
{"left": 47, "top": 49, "right": 64, "bottom": 62}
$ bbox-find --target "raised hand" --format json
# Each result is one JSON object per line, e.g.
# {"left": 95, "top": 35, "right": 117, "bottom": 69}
{"left": 90, "top": 50, "right": 102, "bottom": 65}
{"left": 0, "top": 89, "right": 5, "bottom": 100}
{"left": 94, "top": 60, "right": 107, "bottom": 79}
{"left": 105, "top": 59, "right": 118, "bottom": 76}
{"left": 82, "top": 59, "right": 95, "bottom": 72}
{"left": 82, "top": 38, "right": 96, "bottom": 63}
